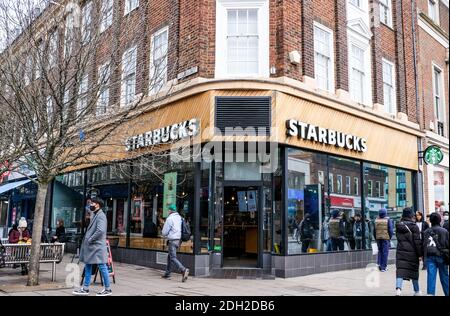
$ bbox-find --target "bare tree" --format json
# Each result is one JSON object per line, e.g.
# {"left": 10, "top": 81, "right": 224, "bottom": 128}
{"left": 0, "top": 0, "right": 178, "bottom": 286}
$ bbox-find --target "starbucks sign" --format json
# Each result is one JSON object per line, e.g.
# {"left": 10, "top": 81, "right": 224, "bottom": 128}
{"left": 423, "top": 145, "right": 444, "bottom": 165}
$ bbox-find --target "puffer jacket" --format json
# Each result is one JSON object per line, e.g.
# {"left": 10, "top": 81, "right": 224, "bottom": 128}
{"left": 395, "top": 219, "right": 423, "bottom": 280}
{"left": 423, "top": 225, "right": 449, "bottom": 258}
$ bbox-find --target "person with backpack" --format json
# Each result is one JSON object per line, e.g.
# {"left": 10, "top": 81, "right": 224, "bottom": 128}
{"left": 374, "top": 208, "right": 393, "bottom": 272}
{"left": 161, "top": 205, "right": 189, "bottom": 282}
{"left": 329, "top": 210, "right": 345, "bottom": 251}
{"left": 395, "top": 207, "right": 423, "bottom": 296}
{"left": 423, "top": 212, "right": 449, "bottom": 296}
{"left": 299, "top": 213, "right": 314, "bottom": 253}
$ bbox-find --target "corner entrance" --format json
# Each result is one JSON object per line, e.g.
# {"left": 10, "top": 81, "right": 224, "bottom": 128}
{"left": 222, "top": 185, "right": 262, "bottom": 268}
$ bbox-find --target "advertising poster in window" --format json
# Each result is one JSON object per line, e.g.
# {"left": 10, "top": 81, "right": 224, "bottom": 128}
{"left": 163, "top": 172, "right": 177, "bottom": 218}
{"left": 133, "top": 198, "right": 142, "bottom": 220}
{"left": 237, "top": 191, "right": 247, "bottom": 212}
{"left": 247, "top": 190, "right": 257, "bottom": 212}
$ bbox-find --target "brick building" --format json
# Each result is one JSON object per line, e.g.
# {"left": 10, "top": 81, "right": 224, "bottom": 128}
{"left": 1, "top": 0, "right": 447, "bottom": 278}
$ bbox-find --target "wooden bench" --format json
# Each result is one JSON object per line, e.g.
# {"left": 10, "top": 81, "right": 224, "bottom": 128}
{"left": 1, "top": 243, "right": 65, "bottom": 281}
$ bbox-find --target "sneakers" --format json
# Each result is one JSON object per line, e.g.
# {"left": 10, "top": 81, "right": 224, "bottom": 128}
{"left": 161, "top": 274, "right": 171, "bottom": 279}
{"left": 72, "top": 288, "right": 90, "bottom": 296}
{"left": 396, "top": 288, "right": 402, "bottom": 296}
{"left": 414, "top": 291, "right": 422, "bottom": 296}
{"left": 96, "top": 289, "right": 113, "bottom": 297}
{"left": 182, "top": 269, "right": 189, "bottom": 282}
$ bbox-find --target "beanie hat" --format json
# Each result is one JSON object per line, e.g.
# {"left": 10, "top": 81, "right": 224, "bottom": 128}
{"left": 331, "top": 209, "right": 340, "bottom": 219}
{"left": 402, "top": 207, "right": 414, "bottom": 219}
{"left": 430, "top": 212, "right": 441, "bottom": 226}
{"left": 379, "top": 208, "right": 387, "bottom": 218}
{"left": 18, "top": 217, "right": 27, "bottom": 228}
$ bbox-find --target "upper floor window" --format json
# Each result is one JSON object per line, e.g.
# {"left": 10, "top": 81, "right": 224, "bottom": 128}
{"left": 353, "top": 177, "right": 359, "bottom": 195}
{"left": 24, "top": 55, "right": 33, "bottom": 86}
{"left": 428, "top": 0, "right": 439, "bottom": 23}
{"left": 100, "top": 0, "right": 114, "bottom": 33}
{"left": 97, "top": 62, "right": 111, "bottom": 116}
{"left": 48, "top": 31, "right": 58, "bottom": 69}
{"left": 35, "top": 41, "right": 43, "bottom": 79}
{"left": 215, "top": 0, "right": 269, "bottom": 78}
{"left": 345, "top": 176, "right": 351, "bottom": 195}
{"left": 382, "top": 59, "right": 396, "bottom": 114}
{"left": 329, "top": 173, "right": 334, "bottom": 193}
{"left": 433, "top": 65, "right": 445, "bottom": 135}
{"left": 121, "top": 46, "right": 137, "bottom": 106}
{"left": 150, "top": 27, "right": 169, "bottom": 94}
{"left": 81, "top": 1, "right": 92, "bottom": 44}
{"left": 379, "top": 0, "right": 392, "bottom": 27}
{"left": 124, "top": 0, "right": 139, "bottom": 16}
{"left": 64, "top": 14, "right": 75, "bottom": 58}
{"left": 46, "top": 96, "right": 53, "bottom": 124}
{"left": 314, "top": 23, "right": 334, "bottom": 92}
{"left": 77, "top": 75, "right": 89, "bottom": 115}
{"left": 337, "top": 175, "right": 343, "bottom": 194}
{"left": 350, "top": 44, "right": 366, "bottom": 104}
{"left": 368, "top": 180, "right": 373, "bottom": 197}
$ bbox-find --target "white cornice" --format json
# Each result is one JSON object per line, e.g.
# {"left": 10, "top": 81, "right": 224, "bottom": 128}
{"left": 418, "top": 15, "right": 449, "bottom": 48}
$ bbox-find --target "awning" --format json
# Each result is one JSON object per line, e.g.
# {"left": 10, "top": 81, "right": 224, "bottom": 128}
{"left": 0, "top": 179, "right": 31, "bottom": 195}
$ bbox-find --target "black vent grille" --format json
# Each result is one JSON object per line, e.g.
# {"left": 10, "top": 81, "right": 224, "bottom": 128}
{"left": 215, "top": 96, "right": 271, "bottom": 135}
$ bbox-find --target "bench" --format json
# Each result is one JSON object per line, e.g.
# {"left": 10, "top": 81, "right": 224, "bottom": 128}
{"left": 1, "top": 243, "right": 65, "bottom": 281}
{"left": 1, "top": 238, "right": 8, "bottom": 245}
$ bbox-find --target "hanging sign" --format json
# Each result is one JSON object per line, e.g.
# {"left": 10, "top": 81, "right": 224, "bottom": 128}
{"left": 163, "top": 172, "right": 178, "bottom": 218}
{"left": 423, "top": 145, "right": 444, "bottom": 165}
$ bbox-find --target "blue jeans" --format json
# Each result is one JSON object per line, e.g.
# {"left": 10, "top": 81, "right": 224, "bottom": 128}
{"left": 165, "top": 240, "right": 186, "bottom": 276}
{"left": 83, "top": 263, "right": 110, "bottom": 290}
{"left": 396, "top": 277, "right": 420, "bottom": 293}
{"left": 426, "top": 256, "right": 449, "bottom": 296}
{"left": 377, "top": 240, "right": 390, "bottom": 270}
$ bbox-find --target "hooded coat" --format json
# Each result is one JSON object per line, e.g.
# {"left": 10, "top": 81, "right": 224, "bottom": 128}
{"left": 395, "top": 218, "right": 423, "bottom": 280}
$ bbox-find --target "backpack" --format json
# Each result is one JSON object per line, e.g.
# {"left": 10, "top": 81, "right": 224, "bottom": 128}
{"left": 181, "top": 219, "right": 191, "bottom": 242}
{"left": 428, "top": 230, "right": 449, "bottom": 265}
{"left": 301, "top": 221, "right": 314, "bottom": 239}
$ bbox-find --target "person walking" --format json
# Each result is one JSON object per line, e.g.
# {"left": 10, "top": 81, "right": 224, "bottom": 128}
{"left": 73, "top": 197, "right": 112, "bottom": 296}
{"left": 161, "top": 205, "right": 189, "bottom": 282}
{"left": 374, "top": 209, "right": 393, "bottom": 272}
{"left": 415, "top": 211, "right": 429, "bottom": 270}
{"left": 423, "top": 212, "right": 449, "bottom": 296}
{"left": 395, "top": 207, "right": 423, "bottom": 296}
{"left": 353, "top": 213, "right": 368, "bottom": 250}
{"left": 299, "top": 213, "right": 315, "bottom": 253}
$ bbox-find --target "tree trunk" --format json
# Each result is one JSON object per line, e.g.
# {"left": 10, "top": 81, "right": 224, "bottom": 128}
{"left": 27, "top": 182, "right": 49, "bottom": 286}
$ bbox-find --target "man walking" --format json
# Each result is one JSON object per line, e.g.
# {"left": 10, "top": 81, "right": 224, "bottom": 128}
{"left": 161, "top": 205, "right": 189, "bottom": 282}
{"left": 73, "top": 197, "right": 112, "bottom": 296}
{"left": 374, "top": 208, "right": 393, "bottom": 272}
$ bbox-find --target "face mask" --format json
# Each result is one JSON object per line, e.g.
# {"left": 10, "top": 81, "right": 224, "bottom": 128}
{"left": 444, "top": 216, "right": 449, "bottom": 221}
{"left": 90, "top": 205, "right": 97, "bottom": 212}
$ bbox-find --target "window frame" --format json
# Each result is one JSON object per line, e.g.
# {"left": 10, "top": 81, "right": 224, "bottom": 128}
{"left": 382, "top": 58, "right": 396, "bottom": 115}
{"left": 337, "top": 174, "right": 343, "bottom": 194}
{"left": 100, "top": 0, "right": 114, "bottom": 33}
{"left": 348, "top": 37, "right": 372, "bottom": 106}
{"left": 432, "top": 63, "right": 446, "bottom": 136}
{"left": 77, "top": 74, "right": 89, "bottom": 115}
{"left": 428, "top": 0, "right": 440, "bottom": 24}
{"left": 313, "top": 22, "right": 335, "bottom": 93}
{"left": 97, "top": 61, "right": 111, "bottom": 116}
{"left": 121, "top": 46, "right": 137, "bottom": 107}
{"left": 124, "top": 0, "right": 139, "bottom": 16}
{"left": 215, "top": 0, "right": 270, "bottom": 78}
{"left": 379, "top": 0, "right": 393, "bottom": 27}
{"left": 149, "top": 26, "right": 169, "bottom": 95}
{"left": 81, "top": 1, "right": 93, "bottom": 44}
{"left": 345, "top": 176, "right": 351, "bottom": 195}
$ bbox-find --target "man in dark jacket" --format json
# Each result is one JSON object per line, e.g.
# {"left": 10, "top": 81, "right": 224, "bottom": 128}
{"left": 395, "top": 207, "right": 423, "bottom": 296}
{"left": 374, "top": 208, "right": 393, "bottom": 272}
{"left": 423, "top": 213, "right": 449, "bottom": 296}
{"left": 299, "top": 214, "right": 314, "bottom": 253}
{"left": 443, "top": 211, "right": 449, "bottom": 232}
{"left": 73, "top": 197, "right": 112, "bottom": 296}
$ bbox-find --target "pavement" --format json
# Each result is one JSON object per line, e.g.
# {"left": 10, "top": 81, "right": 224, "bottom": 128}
{"left": 0, "top": 255, "right": 446, "bottom": 296}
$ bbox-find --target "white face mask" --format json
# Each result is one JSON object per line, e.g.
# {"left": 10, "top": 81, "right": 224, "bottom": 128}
{"left": 444, "top": 216, "right": 449, "bottom": 221}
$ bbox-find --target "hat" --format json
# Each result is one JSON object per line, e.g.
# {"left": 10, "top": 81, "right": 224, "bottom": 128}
{"left": 430, "top": 212, "right": 441, "bottom": 226}
{"left": 91, "top": 197, "right": 104, "bottom": 208}
{"left": 168, "top": 205, "right": 177, "bottom": 212}
{"left": 402, "top": 207, "right": 414, "bottom": 219}
{"left": 379, "top": 208, "right": 387, "bottom": 218}
{"left": 18, "top": 217, "right": 27, "bottom": 228}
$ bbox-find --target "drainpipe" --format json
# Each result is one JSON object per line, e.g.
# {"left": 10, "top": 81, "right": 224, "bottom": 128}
{"left": 410, "top": 0, "right": 425, "bottom": 214}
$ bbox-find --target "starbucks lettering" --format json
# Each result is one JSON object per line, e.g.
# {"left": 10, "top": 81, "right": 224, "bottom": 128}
{"left": 286, "top": 119, "right": 368, "bottom": 153}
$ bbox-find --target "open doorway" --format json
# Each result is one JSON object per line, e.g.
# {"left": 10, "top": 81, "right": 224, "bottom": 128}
{"left": 223, "top": 186, "right": 260, "bottom": 268}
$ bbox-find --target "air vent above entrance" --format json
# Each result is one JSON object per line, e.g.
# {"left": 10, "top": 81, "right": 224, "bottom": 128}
{"left": 215, "top": 96, "right": 271, "bottom": 135}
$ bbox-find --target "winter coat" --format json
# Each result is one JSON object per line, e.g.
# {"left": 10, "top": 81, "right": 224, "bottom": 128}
{"left": 79, "top": 210, "right": 108, "bottom": 265}
{"left": 344, "top": 219, "right": 354, "bottom": 239}
{"left": 395, "top": 219, "right": 423, "bottom": 280}
{"left": 353, "top": 220, "right": 370, "bottom": 240}
{"left": 423, "top": 225, "right": 449, "bottom": 258}
{"left": 299, "top": 219, "right": 314, "bottom": 241}
{"left": 444, "top": 221, "right": 449, "bottom": 233}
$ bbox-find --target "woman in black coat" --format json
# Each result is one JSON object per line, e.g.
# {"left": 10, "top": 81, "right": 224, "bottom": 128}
{"left": 395, "top": 208, "right": 423, "bottom": 296}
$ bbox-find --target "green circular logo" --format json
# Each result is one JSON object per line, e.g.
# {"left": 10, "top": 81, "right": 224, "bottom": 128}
{"left": 424, "top": 145, "right": 444, "bottom": 165}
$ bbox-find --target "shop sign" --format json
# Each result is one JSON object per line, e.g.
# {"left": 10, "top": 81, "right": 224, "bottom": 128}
{"left": 286, "top": 119, "right": 368, "bottom": 153}
{"left": 423, "top": 145, "right": 444, "bottom": 165}
{"left": 163, "top": 172, "right": 177, "bottom": 218}
{"left": 125, "top": 118, "right": 200, "bottom": 151}
{"left": 330, "top": 195, "right": 354, "bottom": 208}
